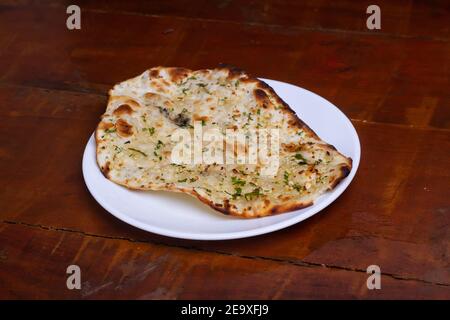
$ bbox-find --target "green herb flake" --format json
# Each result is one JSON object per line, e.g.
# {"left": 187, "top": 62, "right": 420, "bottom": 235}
{"left": 232, "top": 187, "right": 242, "bottom": 200}
{"left": 231, "top": 177, "right": 246, "bottom": 186}
{"left": 156, "top": 140, "right": 164, "bottom": 149}
{"left": 294, "top": 153, "right": 308, "bottom": 165}
{"left": 105, "top": 128, "right": 116, "bottom": 134}
{"left": 143, "top": 127, "right": 155, "bottom": 135}
{"left": 128, "top": 148, "right": 147, "bottom": 157}
{"left": 283, "top": 171, "right": 290, "bottom": 185}
{"left": 244, "top": 187, "right": 262, "bottom": 201}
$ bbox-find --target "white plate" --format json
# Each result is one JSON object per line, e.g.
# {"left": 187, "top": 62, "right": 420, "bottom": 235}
{"left": 82, "top": 79, "right": 360, "bottom": 240}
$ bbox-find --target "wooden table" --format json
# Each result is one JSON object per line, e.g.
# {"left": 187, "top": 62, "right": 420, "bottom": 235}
{"left": 0, "top": 0, "right": 449, "bottom": 299}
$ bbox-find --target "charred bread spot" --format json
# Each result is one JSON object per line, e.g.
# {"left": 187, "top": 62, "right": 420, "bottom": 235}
{"left": 113, "top": 104, "right": 134, "bottom": 116}
{"left": 253, "top": 89, "right": 271, "bottom": 108}
{"left": 329, "top": 164, "right": 352, "bottom": 189}
{"left": 256, "top": 81, "right": 272, "bottom": 91}
{"left": 116, "top": 118, "right": 133, "bottom": 137}
{"left": 282, "top": 143, "right": 302, "bottom": 152}
{"left": 100, "top": 161, "right": 111, "bottom": 178}
{"left": 193, "top": 191, "right": 232, "bottom": 215}
{"left": 149, "top": 69, "right": 160, "bottom": 78}
{"left": 173, "top": 112, "right": 190, "bottom": 127}
{"left": 218, "top": 63, "right": 245, "bottom": 78}
{"left": 168, "top": 67, "right": 191, "bottom": 83}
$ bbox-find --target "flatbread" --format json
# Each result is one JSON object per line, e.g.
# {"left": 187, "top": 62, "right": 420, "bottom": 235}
{"left": 96, "top": 65, "right": 352, "bottom": 218}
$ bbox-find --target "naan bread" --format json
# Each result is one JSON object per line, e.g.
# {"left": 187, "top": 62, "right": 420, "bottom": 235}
{"left": 96, "top": 65, "right": 352, "bottom": 218}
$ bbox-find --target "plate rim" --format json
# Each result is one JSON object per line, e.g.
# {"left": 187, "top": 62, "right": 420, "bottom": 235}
{"left": 82, "top": 79, "right": 361, "bottom": 240}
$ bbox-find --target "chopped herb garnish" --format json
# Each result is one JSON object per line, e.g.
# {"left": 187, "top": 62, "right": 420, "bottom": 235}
{"left": 257, "top": 109, "right": 261, "bottom": 115}
{"left": 231, "top": 176, "right": 246, "bottom": 186}
{"left": 143, "top": 127, "right": 155, "bottom": 135}
{"left": 294, "top": 153, "right": 308, "bottom": 165}
{"left": 283, "top": 171, "right": 290, "bottom": 185}
{"left": 293, "top": 183, "right": 302, "bottom": 192}
{"left": 128, "top": 148, "right": 147, "bottom": 157}
{"left": 156, "top": 140, "right": 164, "bottom": 149}
{"left": 232, "top": 187, "right": 242, "bottom": 199}
{"left": 244, "top": 187, "right": 262, "bottom": 200}
{"left": 201, "top": 119, "right": 206, "bottom": 126}
{"left": 197, "top": 83, "right": 210, "bottom": 94}
{"left": 182, "top": 88, "right": 189, "bottom": 95}
{"left": 105, "top": 128, "right": 116, "bottom": 134}
{"left": 235, "top": 80, "right": 240, "bottom": 88}
{"left": 177, "top": 178, "right": 187, "bottom": 183}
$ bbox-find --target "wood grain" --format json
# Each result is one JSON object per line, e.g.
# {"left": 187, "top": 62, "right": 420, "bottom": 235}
{"left": 1, "top": 222, "right": 448, "bottom": 299}
{"left": 0, "top": 5, "right": 449, "bottom": 129}
{"left": 0, "top": 0, "right": 449, "bottom": 299}
{"left": 3, "top": 0, "right": 450, "bottom": 39}
{"left": 0, "top": 86, "right": 448, "bottom": 288}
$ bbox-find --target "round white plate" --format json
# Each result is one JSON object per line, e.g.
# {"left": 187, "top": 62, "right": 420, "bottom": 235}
{"left": 82, "top": 79, "right": 360, "bottom": 240}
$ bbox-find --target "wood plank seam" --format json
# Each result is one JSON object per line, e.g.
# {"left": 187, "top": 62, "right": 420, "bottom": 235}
{"left": 1, "top": 82, "right": 450, "bottom": 133}
{"left": 3, "top": 219, "right": 449, "bottom": 287}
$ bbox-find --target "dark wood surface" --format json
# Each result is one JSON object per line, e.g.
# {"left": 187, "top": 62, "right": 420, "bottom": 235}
{"left": 0, "top": 0, "right": 449, "bottom": 299}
